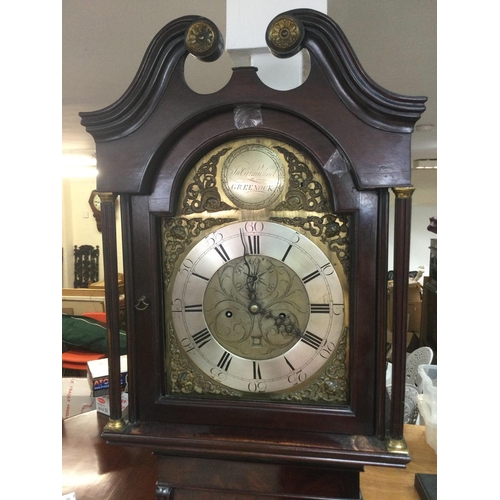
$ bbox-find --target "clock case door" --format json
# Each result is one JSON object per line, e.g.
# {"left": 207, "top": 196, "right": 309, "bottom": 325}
{"left": 81, "top": 10, "right": 425, "bottom": 459}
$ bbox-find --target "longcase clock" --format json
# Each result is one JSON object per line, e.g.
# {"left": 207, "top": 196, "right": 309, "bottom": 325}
{"left": 80, "top": 9, "right": 426, "bottom": 499}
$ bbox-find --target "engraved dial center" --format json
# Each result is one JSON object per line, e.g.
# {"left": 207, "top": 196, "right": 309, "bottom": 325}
{"left": 203, "top": 255, "right": 310, "bottom": 360}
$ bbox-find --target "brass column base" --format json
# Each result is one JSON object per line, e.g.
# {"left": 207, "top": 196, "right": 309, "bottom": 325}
{"left": 104, "top": 418, "right": 127, "bottom": 432}
{"left": 386, "top": 436, "right": 409, "bottom": 454}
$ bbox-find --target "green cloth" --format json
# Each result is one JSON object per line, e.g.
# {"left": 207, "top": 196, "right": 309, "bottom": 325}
{"left": 62, "top": 314, "right": 127, "bottom": 355}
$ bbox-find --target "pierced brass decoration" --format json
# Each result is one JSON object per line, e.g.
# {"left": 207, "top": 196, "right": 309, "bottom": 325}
{"left": 274, "top": 146, "right": 328, "bottom": 212}
{"left": 180, "top": 139, "right": 332, "bottom": 214}
{"left": 270, "top": 214, "right": 350, "bottom": 276}
{"left": 181, "top": 148, "right": 236, "bottom": 214}
{"left": 268, "top": 16, "right": 302, "bottom": 51}
{"left": 185, "top": 21, "right": 216, "bottom": 56}
{"left": 163, "top": 217, "right": 237, "bottom": 286}
{"left": 272, "top": 327, "right": 348, "bottom": 403}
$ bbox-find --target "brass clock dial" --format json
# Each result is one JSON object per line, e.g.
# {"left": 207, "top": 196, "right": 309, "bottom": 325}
{"left": 170, "top": 221, "right": 344, "bottom": 394}
{"left": 164, "top": 136, "right": 350, "bottom": 402}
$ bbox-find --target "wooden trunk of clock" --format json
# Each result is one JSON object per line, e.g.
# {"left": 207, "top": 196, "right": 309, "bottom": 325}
{"left": 80, "top": 9, "right": 426, "bottom": 499}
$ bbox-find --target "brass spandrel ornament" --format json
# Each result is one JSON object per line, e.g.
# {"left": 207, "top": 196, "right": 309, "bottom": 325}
{"left": 270, "top": 214, "right": 350, "bottom": 276}
{"left": 273, "top": 145, "right": 329, "bottom": 212}
{"left": 181, "top": 148, "right": 235, "bottom": 214}
{"left": 163, "top": 217, "right": 238, "bottom": 286}
{"left": 272, "top": 326, "right": 349, "bottom": 403}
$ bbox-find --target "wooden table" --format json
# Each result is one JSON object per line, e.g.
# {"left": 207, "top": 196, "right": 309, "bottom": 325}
{"left": 62, "top": 411, "right": 436, "bottom": 500}
{"left": 361, "top": 425, "right": 436, "bottom": 500}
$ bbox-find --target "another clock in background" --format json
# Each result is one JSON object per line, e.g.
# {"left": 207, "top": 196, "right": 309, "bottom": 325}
{"left": 88, "top": 190, "right": 102, "bottom": 232}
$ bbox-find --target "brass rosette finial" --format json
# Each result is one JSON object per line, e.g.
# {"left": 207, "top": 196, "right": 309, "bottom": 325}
{"left": 266, "top": 14, "right": 304, "bottom": 58}
{"left": 185, "top": 18, "right": 224, "bottom": 62}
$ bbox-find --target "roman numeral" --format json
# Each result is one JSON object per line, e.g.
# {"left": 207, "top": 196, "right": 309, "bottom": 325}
{"left": 184, "top": 304, "right": 202, "bottom": 312}
{"left": 281, "top": 244, "right": 292, "bottom": 262}
{"left": 192, "top": 328, "right": 212, "bottom": 348}
{"left": 247, "top": 235, "right": 260, "bottom": 254}
{"left": 214, "top": 244, "right": 230, "bottom": 262}
{"left": 302, "top": 270, "right": 321, "bottom": 284}
{"left": 253, "top": 361, "right": 262, "bottom": 379}
{"left": 300, "top": 331, "right": 323, "bottom": 350}
{"left": 311, "top": 303, "right": 330, "bottom": 314}
{"left": 217, "top": 351, "right": 233, "bottom": 371}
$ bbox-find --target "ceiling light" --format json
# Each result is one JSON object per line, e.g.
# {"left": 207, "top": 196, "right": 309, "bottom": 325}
{"left": 62, "top": 152, "right": 96, "bottom": 168}
{"left": 62, "top": 152, "right": 98, "bottom": 178}
{"left": 413, "top": 159, "right": 437, "bottom": 170}
{"left": 415, "top": 124, "right": 435, "bottom": 132}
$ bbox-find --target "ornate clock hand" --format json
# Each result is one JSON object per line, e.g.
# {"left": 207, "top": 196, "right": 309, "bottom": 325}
{"left": 264, "top": 309, "right": 304, "bottom": 339}
{"left": 239, "top": 229, "right": 259, "bottom": 304}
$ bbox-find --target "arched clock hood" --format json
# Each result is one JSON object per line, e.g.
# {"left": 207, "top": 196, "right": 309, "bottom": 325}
{"left": 80, "top": 9, "right": 426, "bottom": 194}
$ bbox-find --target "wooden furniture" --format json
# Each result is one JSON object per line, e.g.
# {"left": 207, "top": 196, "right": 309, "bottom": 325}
{"left": 79, "top": 9, "right": 426, "bottom": 499}
{"left": 73, "top": 244, "right": 100, "bottom": 288}
{"left": 62, "top": 410, "right": 436, "bottom": 500}
{"left": 62, "top": 287, "right": 106, "bottom": 316}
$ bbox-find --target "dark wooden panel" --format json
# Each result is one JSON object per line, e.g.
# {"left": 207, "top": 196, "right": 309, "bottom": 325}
{"left": 157, "top": 455, "right": 362, "bottom": 499}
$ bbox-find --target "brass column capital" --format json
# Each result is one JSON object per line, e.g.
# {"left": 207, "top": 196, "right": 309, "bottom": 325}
{"left": 96, "top": 192, "right": 116, "bottom": 203}
{"left": 392, "top": 186, "right": 415, "bottom": 199}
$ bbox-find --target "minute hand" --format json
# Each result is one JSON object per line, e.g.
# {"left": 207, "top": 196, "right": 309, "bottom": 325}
{"left": 239, "top": 229, "right": 257, "bottom": 300}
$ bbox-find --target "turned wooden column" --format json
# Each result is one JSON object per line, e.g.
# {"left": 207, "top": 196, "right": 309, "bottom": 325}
{"left": 387, "top": 186, "right": 415, "bottom": 451}
{"left": 98, "top": 192, "right": 126, "bottom": 430}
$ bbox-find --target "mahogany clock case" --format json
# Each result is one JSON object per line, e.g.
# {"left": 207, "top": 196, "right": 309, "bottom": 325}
{"left": 129, "top": 122, "right": 382, "bottom": 438}
{"left": 80, "top": 9, "right": 426, "bottom": 461}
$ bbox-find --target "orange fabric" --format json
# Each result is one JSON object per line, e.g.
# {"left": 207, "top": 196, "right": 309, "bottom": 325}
{"left": 62, "top": 350, "right": 106, "bottom": 371}
{"left": 82, "top": 312, "right": 107, "bottom": 323}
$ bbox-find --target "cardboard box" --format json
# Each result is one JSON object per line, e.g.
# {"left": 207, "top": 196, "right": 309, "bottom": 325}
{"left": 387, "top": 280, "right": 422, "bottom": 335}
{"left": 87, "top": 355, "right": 128, "bottom": 397}
{"left": 62, "top": 377, "right": 95, "bottom": 419}
{"left": 95, "top": 392, "right": 129, "bottom": 416}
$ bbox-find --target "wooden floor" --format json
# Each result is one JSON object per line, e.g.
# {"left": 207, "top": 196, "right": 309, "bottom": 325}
{"left": 361, "top": 424, "right": 436, "bottom": 500}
